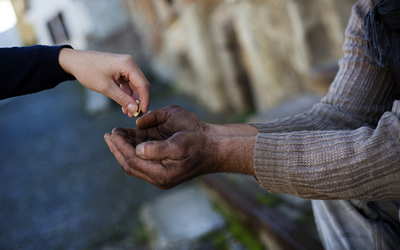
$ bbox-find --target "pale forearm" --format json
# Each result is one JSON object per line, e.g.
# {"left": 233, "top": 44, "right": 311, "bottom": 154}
{"left": 58, "top": 47, "right": 76, "bottom": 75}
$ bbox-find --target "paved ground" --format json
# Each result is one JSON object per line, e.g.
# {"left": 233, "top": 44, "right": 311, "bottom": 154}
{"left": 0, "top": 72, "right": 323, "bottom": 249}
{"left": 0, "top": 81, "right": 208, "bottom": 250}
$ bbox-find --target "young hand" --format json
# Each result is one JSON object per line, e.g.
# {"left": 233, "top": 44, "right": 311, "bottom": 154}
{"left": 59, "top": 48, "right": 150, "bottom": 117}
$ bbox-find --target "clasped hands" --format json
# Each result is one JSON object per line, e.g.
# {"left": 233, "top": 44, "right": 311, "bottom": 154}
{"left": 104, "top": 105, "right": 259, "bottom": 189}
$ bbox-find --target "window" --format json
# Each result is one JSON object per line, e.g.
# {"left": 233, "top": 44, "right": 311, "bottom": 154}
{"left": 47, "top": 12, "right": 69, "bottom": 44}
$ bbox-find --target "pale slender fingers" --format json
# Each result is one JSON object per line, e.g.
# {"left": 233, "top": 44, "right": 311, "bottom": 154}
{"left": 123, "top": 62, "right": 150, "bottom": 114}
{"left": 132, "top": 74, "right": 150, "bottom": 113}
{"left": 122, "top": 106, "right": 128, "bottom": 115}
{"left": 121, "top": 106, "right": 134, "bottom": 118}
{"left": 118, "top": 82, "right": 139, "bottom": 117}
{"left": 119, "top": 82, "right": 133, "bottom": 95}
{"left": 104, "top": 81, "right": 137, "bottom": 113}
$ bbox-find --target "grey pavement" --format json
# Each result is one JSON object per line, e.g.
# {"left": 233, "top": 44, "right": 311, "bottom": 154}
{"left": 0, "top": 77, "right": 322, "bottom": 250}
{"left": 140, "top": 186, "right": 225, "bottom": 250}
{"left": 137, "top": 94, "right": 323, "bottom": 250}
{"left": 0, "top": 81, "right": 208, "bottom": 250}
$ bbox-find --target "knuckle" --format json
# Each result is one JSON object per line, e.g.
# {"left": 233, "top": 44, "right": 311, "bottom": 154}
{"left": 143, "top": 81, "right": 150, "bottom": 89}
{"left": 175, "top": 149, "right": 186, "bottom": 160}
{"left": 125, "top": 157, "right": 136, "bottom": 169}
{"left": 169, "top": 139, "right": 186, "bottom": 158}
{"left": 121, "top": 54, "right": 134, "bottom": 63}
{"left": 168, "top": 105, "right": 180, "bottom": 110}
{"left": 146, "top": 110, "right": 155, "bottom": 116}
{"left": 155, "top": 146, "right": 166, "bottom": 157}
{"left": 114, "top": 94, "right": 128, "bottom": 105}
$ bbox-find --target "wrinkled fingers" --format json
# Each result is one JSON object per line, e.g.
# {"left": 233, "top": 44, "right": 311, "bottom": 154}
{"left": 105, "top": 132, "right": 160, "bottom": 186}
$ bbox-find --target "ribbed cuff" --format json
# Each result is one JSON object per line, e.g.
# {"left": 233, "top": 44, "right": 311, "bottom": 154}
{"left": 40, "top": 44, "right": 76, "bottom": 85}
{"left": 253, "top": 132, "right": 290, "bottom": 194}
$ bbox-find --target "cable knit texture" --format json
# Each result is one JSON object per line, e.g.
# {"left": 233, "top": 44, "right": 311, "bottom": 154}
{"left": 251, "top": 0, "right": 400, "bottom": 200}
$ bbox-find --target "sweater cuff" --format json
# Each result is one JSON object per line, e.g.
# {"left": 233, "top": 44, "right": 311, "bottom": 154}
{"left": 253, "top": 133, "right": 291, "bottom": 194}
{"left": 41, "top": 44, "right": 76, "bottom": 85}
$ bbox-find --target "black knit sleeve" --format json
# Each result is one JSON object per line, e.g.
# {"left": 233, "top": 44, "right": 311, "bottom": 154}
{"left": 0, "top": 45, "right": 76, "bottom": 100}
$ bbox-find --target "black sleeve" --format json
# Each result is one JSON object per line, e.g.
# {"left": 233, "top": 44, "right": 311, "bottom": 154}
{"left": 0, "top": 45, "right": 76, "bottom": 100}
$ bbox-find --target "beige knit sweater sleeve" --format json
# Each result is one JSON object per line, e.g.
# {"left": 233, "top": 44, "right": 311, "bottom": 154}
{"left": 252, "top": 0, "right": 400, "bottom": 200}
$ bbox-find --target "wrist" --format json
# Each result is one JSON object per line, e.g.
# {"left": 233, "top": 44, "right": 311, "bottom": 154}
{"left": 58, "top": 47, "right": 76, "bottom": 75}
{"left": 202, "top": 122, "right": 213, "bottom": 136}
{"left": 211, "top": 135, "right": 256, "bottom": 176}
{"left": 205, "top": 123, "right": 259, "bottom": 137}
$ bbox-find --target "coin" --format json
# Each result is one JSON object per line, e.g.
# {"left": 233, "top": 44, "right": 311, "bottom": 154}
{"left": 133, "top": 100, "right": 141, "bottom": 117}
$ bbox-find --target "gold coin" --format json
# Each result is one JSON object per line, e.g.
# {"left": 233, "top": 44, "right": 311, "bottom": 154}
{"left": 133, "top": 100, "right": 141, "bottom": 117}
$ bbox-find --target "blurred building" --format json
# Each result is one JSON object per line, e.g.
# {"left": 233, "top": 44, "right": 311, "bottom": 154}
{"left": 21, "top": 0, "right": 130, "bottom": 50}
{"left": 0, "top": 26, "right": 22, "bottom": 47}
{"left": 10, "top": 0, "right": 36, "bottom": 45}
{"left": 15, "top": 0, "right": 358, "bottom": 114}
{"left": 125, "top": 0, "right": 357, "bottom": 113}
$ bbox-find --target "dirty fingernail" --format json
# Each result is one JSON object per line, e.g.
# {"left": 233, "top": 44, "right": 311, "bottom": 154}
{"left": 136, "top": 144, "right": 144, "bottom": 157}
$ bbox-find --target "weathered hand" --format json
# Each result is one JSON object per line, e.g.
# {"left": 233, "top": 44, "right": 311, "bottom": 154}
{"left": 136, "top": 105, "right": 209, "bottom": 139}
{"left": 137, "top": 105, "right": 260, "bottom": 138}
{"left": 58, "top": 48, "right": 150, "bottom": 117}
{"left": 104, "top": 105, "right": 257, "bottom": 188}
{"left": 104, "top": 129, "right": 219, "bottom": 189}
{"left": 104, "top": 122, "right": 256, "bottom": 189}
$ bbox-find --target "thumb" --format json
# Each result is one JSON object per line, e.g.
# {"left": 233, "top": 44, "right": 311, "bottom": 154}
{"left": 106, "top": 83, "right": 138, "bottom": 113}
{"left": 136, "top": 109, "right": 165, "bottom": 129}
{"left": 136, "top": 140, "right": 174, "bottom": 160}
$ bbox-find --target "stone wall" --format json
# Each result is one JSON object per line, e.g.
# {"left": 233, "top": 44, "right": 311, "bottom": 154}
{"left": 125, "top": 0, "right": 357, "bottom": 113}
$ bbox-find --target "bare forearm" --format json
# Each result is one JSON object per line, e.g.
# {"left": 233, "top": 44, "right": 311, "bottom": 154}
{"left": 58, "top": 47, "right": 76, "bottom": 75}
{"left": 202, "top": 123, "right": 258, "bottom": 176}
{"left": 213, "top": 135, "right": 256, "bottom": 176}
{"left": 205, "top": 123, "right": 259, "bottom": 137}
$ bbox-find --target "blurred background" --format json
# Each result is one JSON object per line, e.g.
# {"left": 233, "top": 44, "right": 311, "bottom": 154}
{"left": 0, "top": 0, "right": 357, "bottom": 249}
